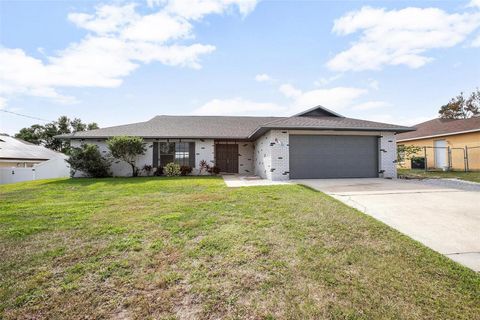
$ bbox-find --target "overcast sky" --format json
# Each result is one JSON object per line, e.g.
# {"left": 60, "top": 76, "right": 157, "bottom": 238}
{"left": 1, "top": 0, "right": 480, "bottom": 134}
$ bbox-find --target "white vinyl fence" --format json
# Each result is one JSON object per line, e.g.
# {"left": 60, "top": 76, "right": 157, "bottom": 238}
{"left": 0, "top": 157, "right": 70, "bottom": 185}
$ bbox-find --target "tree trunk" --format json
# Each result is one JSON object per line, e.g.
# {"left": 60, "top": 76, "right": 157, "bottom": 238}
{"left": 130, "top": 163, "right": 137, "bottom": 177}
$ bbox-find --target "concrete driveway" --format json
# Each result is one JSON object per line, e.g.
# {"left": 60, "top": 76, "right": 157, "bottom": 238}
{"left": 294, "top": 178, "right": 480, "bottom": 272}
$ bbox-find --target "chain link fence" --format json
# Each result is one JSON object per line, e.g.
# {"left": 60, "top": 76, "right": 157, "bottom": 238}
{"left": 418, "top": 145, "right": 480, "bottom": 172}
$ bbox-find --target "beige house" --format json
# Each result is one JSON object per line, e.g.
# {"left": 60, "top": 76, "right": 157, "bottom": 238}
{"left": 396, "top": 117, "right": 480, "bottom": 170}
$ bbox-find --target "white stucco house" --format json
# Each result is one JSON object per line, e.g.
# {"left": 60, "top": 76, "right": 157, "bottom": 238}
{"left": 57, "top": 106, "right": 414, "bottom": 181}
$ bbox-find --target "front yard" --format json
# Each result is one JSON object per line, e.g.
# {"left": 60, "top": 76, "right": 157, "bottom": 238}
{"left": 398, "top": 169, "right": 480, "bottom": 183}
{"left": 0, "top": 177, "right": 479, "bottom": 319}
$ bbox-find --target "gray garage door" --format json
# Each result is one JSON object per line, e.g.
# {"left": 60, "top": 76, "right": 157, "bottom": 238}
{"left": 289, "top": 135, "right": 379, "bottom": 179}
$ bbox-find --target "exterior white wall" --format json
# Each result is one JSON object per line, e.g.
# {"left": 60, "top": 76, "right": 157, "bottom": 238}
{"left": 253, "top": 130, "right": 290, "bottom": 181}
{"left": 0, "top": 156, "right": 69, "bottom": 185}
{"left": 238, "top": 142, "right": 254, "bottom": 175}
{"left": 71, "top": 138, "right": 214, "bottom": 177}
{"left": 194, "top": 139, "right": 215, "bottom": 175}
{"left": 379, "top": 132, "right": 397, "bottom": 178}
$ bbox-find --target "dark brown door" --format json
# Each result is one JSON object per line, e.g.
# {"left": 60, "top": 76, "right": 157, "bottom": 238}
{"left": 215, "top": 144, "right": 238, "bottom": 173}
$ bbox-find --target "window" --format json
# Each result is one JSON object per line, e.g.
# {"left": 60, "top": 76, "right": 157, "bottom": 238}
{"left": 159, "top": 142, "right": 193, "bottom": 167}
{"left": 175, "top": 142, "right": 190, "bottom": 166}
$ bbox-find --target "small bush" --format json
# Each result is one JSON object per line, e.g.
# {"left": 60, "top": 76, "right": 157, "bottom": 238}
{"left": 164, "top": 163, "right": 181, "bottom": 176}
{"left": 180, "top": 165, "right": 192, "bottom": 176}
{"left": 66, "top": 144, "right": 111, "bottom": 178}
{"left": 199, "top": 160, "right": 210, "bottom": 174}
{"left": 142, "top": 165, "right": 153, "bottom": 176}
{"left": 208, "top": 166, "right": 221, "bottom": 175}
{"left": 154, "top": 166, "right": 164, "bottom": 176}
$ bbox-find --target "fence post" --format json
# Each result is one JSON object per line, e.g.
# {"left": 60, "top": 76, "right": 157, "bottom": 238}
{"left": 465, "top": 145, "right": 469, "bottom": 172}
{"left": 447, "top": 146, "right": 451, "bottom": 171}
{"left": 424, "top": 146, "right": 427, "bottom": 172}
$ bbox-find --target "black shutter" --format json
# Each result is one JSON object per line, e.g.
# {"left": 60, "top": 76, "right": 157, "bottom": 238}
{"left": 189, "top": 142, "right": 195, "bottom": 168}
{"left": 153, "top": 142, "right": 158, "bottom": 168}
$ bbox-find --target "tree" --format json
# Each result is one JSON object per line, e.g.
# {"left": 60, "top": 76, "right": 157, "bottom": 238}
{"left": 439, "top": 89, "right": 480, "bottom": 119}
{"left": 14, "top": 116, "right": 99, "bottom": 154}
{"left": 15, "top": 124, "right": 44, "bottom": 145}
{"left": 66, "top": 144, "right": 111, "bottom": 178}
{"left": 107, "top": 136, "right": 146, "bottom": 177}
{"left": 397, "top": 145, "right": 422, "bottom": 167}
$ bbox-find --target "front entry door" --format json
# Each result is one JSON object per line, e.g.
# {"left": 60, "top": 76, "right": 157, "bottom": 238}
{"left": 215, "top": 144, "right": 238, "bottom": 173}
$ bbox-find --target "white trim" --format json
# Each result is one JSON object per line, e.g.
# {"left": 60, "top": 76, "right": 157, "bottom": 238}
{"left": 397, "top": 128, "right": 480, "bottom": 142}
{"left": 289, "top": 130, "right": 381, "bottom": 136}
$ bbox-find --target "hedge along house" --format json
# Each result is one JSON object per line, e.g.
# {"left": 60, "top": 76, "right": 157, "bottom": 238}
{"left": 57, "top": 106, "right": 413, "bottom": 180}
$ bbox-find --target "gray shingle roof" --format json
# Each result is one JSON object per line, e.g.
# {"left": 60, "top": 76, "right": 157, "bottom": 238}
{"left": 57, "top": 116, "right": 282, "bottom": 139}
{"left": 0, "top": 135, "right": 66, "bottom": 160}
{"left": 397, "top": 117, "right": 480, "bottom": 141}
{"left": 249, "top": 116, "right": 414, "bottom": 139}
{"left": 57, "top": 112, "right": 414, "bottom": 140}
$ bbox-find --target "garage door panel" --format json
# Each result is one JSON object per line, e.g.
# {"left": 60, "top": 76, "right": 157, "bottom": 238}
{"left": 289, "top": 135, "right": 378, "bottom": 179}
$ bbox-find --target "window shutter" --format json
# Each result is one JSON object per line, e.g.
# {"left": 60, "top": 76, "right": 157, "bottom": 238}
{"left": 189, "top": 142, "right": 195, "bottom": 168}
{"left": 153, "top": 142, "right": 158, "bottom": 168}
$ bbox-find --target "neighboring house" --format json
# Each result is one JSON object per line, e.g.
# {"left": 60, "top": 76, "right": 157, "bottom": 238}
{"left": 0, "top": 135, "right": 70, "bottom": 184}
{"left": 397, "top": 117, "right": 480, "bottom": 170}
{"left": 57, "top": 106, "right": 413, "bottom": 180}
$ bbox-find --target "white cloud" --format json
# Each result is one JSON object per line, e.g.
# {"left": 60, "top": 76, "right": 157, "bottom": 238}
{"left": 469, "top": 0, "right": 480, "bottom": 8}
{"left": 193, "top": 81, "right": 380, "bottom": 117}
{"left": 122, "top": 12, "right": 193, "bottom": 42}
{"left": 164, "top": 0, "right": 258, "bottom": 20}
{"left": 0, "top": 1, "right": 257, "bottom": 104}
{"left": 255, "top": 73, "right": 272, "bottom": 82}
{"left": 327, "top": 6, "right": 480, "bottom": 71}
{"left": 279, "top": 84, "right": 367, "bottom": 112}
{"left": 472, "top": 34, "right": 480, "bottom": 46}
{"left": 192, "top": 97, "right": 285, "bottom": 116}
{"left": 68, "top": 4, "right": 138, "bottom": 34}
{"left": 313, "top": 74, "right": 342, "bottom": 87}
{"left": 0, "top": 97, "right": 6, "bottom": 109}
{"left": 368, "top": 79, "right": 379, "bottom": 90}
{"left": 278, "top": 84, "right": 302, "bottom": 99}
{"left": 351, "top": 100, "right": 390, "bottom": 111}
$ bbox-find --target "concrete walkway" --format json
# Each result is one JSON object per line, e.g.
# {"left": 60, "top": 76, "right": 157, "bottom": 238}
{"left": 223, "top": 175, "right": 291, "bottom": 187}
{"left": 294, "top": 178, "right": 480, "bottom": 272}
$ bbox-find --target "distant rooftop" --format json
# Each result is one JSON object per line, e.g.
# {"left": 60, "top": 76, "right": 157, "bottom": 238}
{"left": 397, "top": 117, "right": 480, "bottom": 141}
{"left": 0, "top": 135, "right": 65, "bottom": 160}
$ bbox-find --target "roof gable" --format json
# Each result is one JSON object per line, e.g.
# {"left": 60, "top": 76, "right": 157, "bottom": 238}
{"left": 293, "top": 105, "right": 343, "bottom": 118}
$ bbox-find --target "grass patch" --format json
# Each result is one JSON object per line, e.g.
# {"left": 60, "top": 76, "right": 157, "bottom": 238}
{"left": 1, "top": 177, "right": 479, "bottom": 319}
{"left": 398, "top": 169, "right": 480, "bottom": 183}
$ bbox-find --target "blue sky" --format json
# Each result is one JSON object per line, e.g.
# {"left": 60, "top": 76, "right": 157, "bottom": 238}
{"left": 1, "top": 0, "right": 479, "bottom": 134}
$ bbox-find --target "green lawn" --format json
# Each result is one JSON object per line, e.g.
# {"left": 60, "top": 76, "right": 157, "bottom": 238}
{"left": 1, "top": 178, "right": 479, "bottom": 319}
{"left": 398, "top": 169, "right": 480, "bottom": 183}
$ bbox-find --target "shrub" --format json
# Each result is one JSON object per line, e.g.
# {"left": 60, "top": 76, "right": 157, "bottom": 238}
{"left": 199, "top": 160, "right": 210, "bottom": 174}
{"left": 180, "top": 165, "right": 192, "bottom": 176}
{"left": 164, "top": 163, "right": 181, "bottom": 176}
{"left": 154, "top": 166, "right": 164, "bottom": 176}
{"left": 142, "top": 165, "right": 153, "bottom": 176}
{"left": 66, "top": 144, "right": 111, "bottom": 178}
{"left": 107, "top": 136, "right": 146, "bottom": 177}
{"left": 208, "top": 166, "right": 221, "bottom": 175}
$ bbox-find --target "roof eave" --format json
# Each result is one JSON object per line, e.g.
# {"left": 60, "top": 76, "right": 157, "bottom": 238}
{"left": 397, "top": 128, "right": 480, "bottom": 142}
{"left": 248, "top": 126, "right": 415, "bottom": 139}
